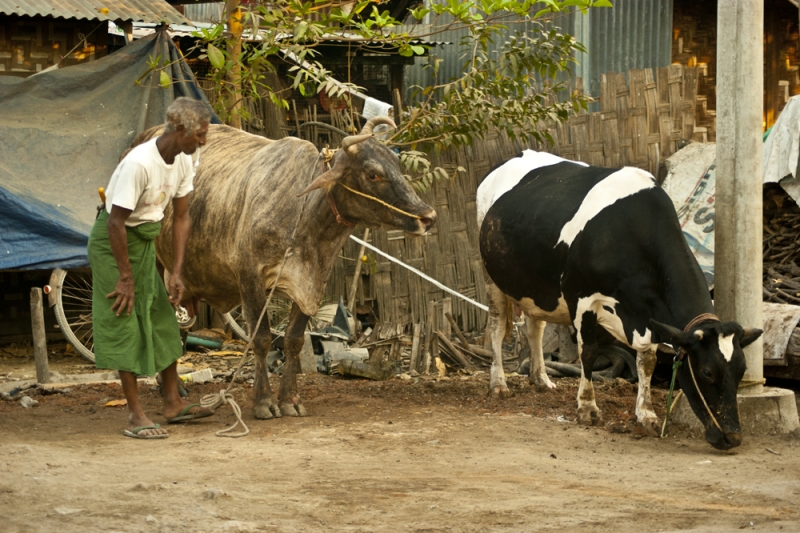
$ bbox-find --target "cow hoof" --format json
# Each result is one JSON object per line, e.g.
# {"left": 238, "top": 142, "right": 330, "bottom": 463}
{"left": 488, "top": 384, "right": 511, "bottom": 397}
{"left": 254, "top": 403, "right": 278, "bottom": 420}
{"left": 532, "top": 378, "right": 557, "bottom": 393}
{"left": 270, "top": 405, "right": 283, "bottom": 419}
{"left": 577, "top": 406, "right": 602, "bottom": 426}
{"left": 280, "top": 403, "right": 299, "bottom": 417}
{"left": 296, "top": 404, "right": 308, "bottom": 417}
{"left": 639, "top": 416, "right": 661, "bottom": 437}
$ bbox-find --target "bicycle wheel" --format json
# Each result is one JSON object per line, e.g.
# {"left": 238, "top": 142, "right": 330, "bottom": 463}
{"left": 221, "top": 304, "right": 288, "bottom": 342}
{"left": 51, "top": 268, "right": 96, "bottom": 362}
{"left": 222, "top": 305, "right": 248, "bottom": 341}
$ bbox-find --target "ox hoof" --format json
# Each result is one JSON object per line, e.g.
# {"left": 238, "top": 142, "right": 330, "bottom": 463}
{"left": 280, "top": 403, "right": 297, "bottom": 417}
{"left": 577, "top": 406, "right": 602, "bottom": 426}
{"left": 253, "top": 403, "right": 281, "bottom": 420}
{"left": 639, "top": 415, "right": 661, "bottom": 437}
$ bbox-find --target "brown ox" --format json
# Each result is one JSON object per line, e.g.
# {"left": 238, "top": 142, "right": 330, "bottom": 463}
{"left": 128, "top": 118, "right": 435, "bottom": 419}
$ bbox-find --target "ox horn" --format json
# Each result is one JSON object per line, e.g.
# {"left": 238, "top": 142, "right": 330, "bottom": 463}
{"left": 339, "top": 117, "right": 398, "bottom": 156}
{"left": 360, "top": 116, "right": 397, "bottom": 135}
{"left": 340, "top": 133, "right": 372, "bottom": 156}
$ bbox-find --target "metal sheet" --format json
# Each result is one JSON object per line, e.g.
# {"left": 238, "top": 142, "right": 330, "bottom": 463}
{"left": 404, "top": 0, "right": 674, "bottom": 104}
{"left": 0, "top": 0, "right": 191, "bottom": 25}
{"left": 182, "top": 2, "right": 224, "bottom": 24}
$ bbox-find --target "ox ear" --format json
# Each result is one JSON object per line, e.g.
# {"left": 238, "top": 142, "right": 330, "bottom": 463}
{"left": 740, "top": 328, "right": 763, "bottom": 348}
{"left": 649, "top": 319, "right": 693, "bottom": 347}
{"left": 297, "top": 153, "right": 346, "bottom": 196}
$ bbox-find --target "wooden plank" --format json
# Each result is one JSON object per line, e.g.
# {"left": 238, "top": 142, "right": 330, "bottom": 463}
{"left": 668, "top": 64, "right": 684, "bottom": 129}
{"left": 570, "top": 115, "right": 589, "bottom": 163}
{"left": 682, "top": 67, "right": 699, "bottom": 141}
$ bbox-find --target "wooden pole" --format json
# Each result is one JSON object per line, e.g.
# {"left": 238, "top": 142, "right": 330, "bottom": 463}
{"left": 441, "top": 298, "right": 452, "bottom": 338}
{"left": 409, "top": 322, "right": 422, "bottom": 373}
{"left": 347, "top": 228, "right": 370, "bottom": 315}
{"left": 30, "top": 288, "right": 50, "bottom": 384}
{"left": 422, "top": 300, "right": 436, "bottom": 374}
{"left": 436, "top": 331, "right": 474, "bottom": 369}
{"left": 445, "top": 312, "right": 473, "bottom": 354}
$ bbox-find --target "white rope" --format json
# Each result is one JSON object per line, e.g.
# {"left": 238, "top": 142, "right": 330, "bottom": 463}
{"left": 349, "top": 235, "right": 489, "bottom": 312}
{"left": 200, "top": 388, "right": 250, "bottom": 438}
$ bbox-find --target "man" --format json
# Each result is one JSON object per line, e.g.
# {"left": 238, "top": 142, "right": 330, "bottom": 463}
{"left": 88, "top": 97, "right": 213, "bottom": 439}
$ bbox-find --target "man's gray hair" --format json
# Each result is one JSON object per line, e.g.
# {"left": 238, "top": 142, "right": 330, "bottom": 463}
{"left": 164, "top": 97, "right": 212, "bottom": 136}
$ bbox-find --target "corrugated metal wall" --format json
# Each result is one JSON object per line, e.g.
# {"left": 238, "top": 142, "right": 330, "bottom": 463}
{"left": 404, "top": 0, "right": 674, "bottom": 104}
{"left": 580, "top": 0, "right": 673, "bottom": 97}
{"left": 183, "top": 1, "right": 225, "bottom": 23}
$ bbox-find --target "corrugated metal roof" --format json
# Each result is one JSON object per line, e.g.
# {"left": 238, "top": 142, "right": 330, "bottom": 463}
{"left": 0, "top": 0, "right": 192, "bottom": 25}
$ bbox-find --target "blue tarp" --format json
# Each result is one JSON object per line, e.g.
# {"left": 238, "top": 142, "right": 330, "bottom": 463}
{"left": 0, "top": 30, "right": 218, "bottom": 270}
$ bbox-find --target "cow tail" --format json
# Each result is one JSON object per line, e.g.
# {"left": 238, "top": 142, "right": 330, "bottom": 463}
{"left": 504, "top": 298, "right": 514, "bottom": 342}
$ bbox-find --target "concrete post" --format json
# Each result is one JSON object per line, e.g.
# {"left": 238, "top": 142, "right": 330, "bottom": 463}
{"left": 714, "top": 0, "right": 764, "bottom": 393}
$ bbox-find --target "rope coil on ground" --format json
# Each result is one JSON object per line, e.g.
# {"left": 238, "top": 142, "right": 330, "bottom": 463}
{"left": 200, "top": 388, "right": 249, "bottom": 438}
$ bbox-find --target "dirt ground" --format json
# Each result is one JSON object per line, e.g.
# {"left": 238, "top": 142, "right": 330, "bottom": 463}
{"left": 2, "top": 344, "right": 800, "bottom": 533}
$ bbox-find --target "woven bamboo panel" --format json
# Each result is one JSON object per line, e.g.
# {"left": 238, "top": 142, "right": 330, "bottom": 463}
{"left": 0, "top": 16, "right": 107, "bottom": 75}
{"left": 329, "top": 66, "right": 700, "bottom": 333}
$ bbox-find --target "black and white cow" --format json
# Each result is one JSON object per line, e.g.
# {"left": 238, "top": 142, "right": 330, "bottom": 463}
{"left": 478, "top": 150, "right": 762, "bottom": 450}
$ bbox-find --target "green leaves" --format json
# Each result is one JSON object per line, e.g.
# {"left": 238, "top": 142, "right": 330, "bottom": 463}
{"left": 179, "top": 0, "right": 603, "bottom": 170}
{"left": 207, "top": 43, "right": 225, "bottom": 69}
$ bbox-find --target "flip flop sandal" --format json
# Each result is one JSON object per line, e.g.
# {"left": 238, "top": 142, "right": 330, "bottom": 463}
{"left": 123, "top": 424, "right": 168, "bottom": 439}
{"left": 166, "top": 403, "right": 214, "bottom": 424}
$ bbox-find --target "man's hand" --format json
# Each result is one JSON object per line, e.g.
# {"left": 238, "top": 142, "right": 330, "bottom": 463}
{"left": 107, "top": 276, "right": 135, "bottom": 316}
{"left": 168, "top": 272, "right": 185, "bottom": 310}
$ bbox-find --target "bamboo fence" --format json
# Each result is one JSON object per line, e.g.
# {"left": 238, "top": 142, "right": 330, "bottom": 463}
{"left": 324, "top": 65, "right": 703, "bottom": 333}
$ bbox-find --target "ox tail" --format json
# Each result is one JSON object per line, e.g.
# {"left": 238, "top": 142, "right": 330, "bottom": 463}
{"left": 119, "top": 124, "right": 165, "bottom": 162}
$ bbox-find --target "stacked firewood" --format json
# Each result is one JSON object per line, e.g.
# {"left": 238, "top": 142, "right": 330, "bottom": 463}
{"left": 763, "top": 187, "right": 800, "bottom": 305}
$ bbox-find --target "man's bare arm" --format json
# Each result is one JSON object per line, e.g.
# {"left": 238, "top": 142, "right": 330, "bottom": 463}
{"left": 106, "top": 205, "right": 135, "bottom": 316}
{"left": 168, "top": 195, "right": 191, "bottom": 308}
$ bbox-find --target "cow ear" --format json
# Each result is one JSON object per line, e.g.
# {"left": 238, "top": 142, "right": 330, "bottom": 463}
{"left": 297, "top": 154, "right": 346, "bottom": 196}
{"left": 740, "top": 328, "right": 763, "bottom": 348}
{"left": 649, "top": 319, "right": 693, "bottom": 347}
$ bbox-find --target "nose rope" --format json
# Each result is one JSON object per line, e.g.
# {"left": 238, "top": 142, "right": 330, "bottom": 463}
{"left": 680, "top": 313, "right": 723, "bottom": 433}
{"left": 336, "top": 183, "right": 423, "bottom": 220}
{"left": 663, "top": 313, "right": 725, "bottom": 437}
{"left": 685, "top": 352, "right": 723, "bottom": 433}
{"left": 319, "top": 146, "right": 424, "bottom": 224}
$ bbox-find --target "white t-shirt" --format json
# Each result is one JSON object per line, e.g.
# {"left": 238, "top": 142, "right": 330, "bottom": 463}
{"left": 105, "top": 138, "right": 195, "bottom": 227}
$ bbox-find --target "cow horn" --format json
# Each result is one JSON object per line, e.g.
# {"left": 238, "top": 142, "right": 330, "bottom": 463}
{"left": 298, "top": 152, "right": 346, "bottom": 196}
{"left": 360, "top": 116, "right": 397, "bottom": 135}
{"left": 341, "top": 133, "right": 371, "bottom": 156}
